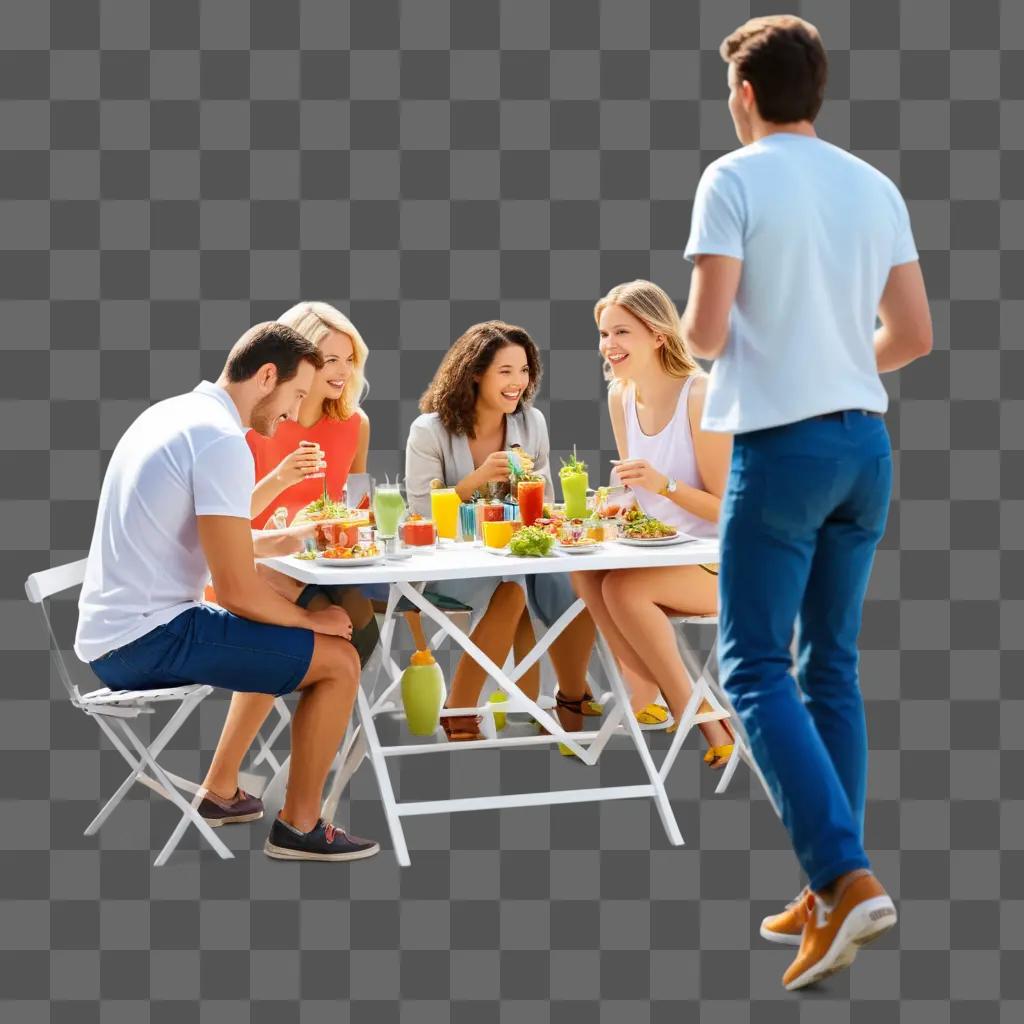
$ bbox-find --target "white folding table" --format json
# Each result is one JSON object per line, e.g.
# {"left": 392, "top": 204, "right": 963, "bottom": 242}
{"left": 262, "top": 537, "right": 765, "bottom": 866}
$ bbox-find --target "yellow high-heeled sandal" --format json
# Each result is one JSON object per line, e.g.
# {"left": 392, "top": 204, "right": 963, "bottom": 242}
{"left": 665, "top": 699, "right": 735, "bottom": 769}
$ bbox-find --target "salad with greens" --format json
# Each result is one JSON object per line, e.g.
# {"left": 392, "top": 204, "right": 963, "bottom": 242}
{"left": 509, "top": 525, "right": 555, "bottom": 557}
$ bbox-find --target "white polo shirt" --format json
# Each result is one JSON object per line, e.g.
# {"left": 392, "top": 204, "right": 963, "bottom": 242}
{"left": 75, "top": 381, "right": 255, "bottom": 663}
{"left": 684, "top": 133, "right": 919, "bottom": 434}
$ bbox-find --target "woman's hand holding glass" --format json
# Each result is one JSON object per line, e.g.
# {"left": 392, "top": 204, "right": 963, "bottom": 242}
{"left": 273, "top": 444, "right": 326, "bottom": 489}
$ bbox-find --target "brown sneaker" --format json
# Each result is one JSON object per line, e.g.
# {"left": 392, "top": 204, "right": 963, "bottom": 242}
{"left": 759, "top": 888, "right": 810, "bottom": 946}
{"left": 782, "top": 873, "right": 897, "bottom": 991}
{"left": 198, "top": 787, "right": 264, "bottom": 827}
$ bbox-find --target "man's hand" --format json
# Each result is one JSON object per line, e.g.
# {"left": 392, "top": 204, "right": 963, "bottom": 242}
{"left": 252, "top": 523, "right": 315, "bottom": 558}
{"left": 307, "top": 606, "right": 353, "bottom": 639}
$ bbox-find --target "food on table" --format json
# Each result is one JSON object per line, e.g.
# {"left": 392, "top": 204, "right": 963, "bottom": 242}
{"left": 619, "top": 507, "right": 678, "bottom": 539}
{"left": 559, "top": 448, "right": 589, "bottom": 519}
{"left": 314, "top": 520, "right": 360, "bottom": 550}
{"left": 400, "top": 514, "right": 437, "bottom": 548}
{"left": 509, "top": 525, "right": 555, "bottom": 557}
{"left": 482, "top": 519, "right": 515, "bottom": 549}
{"left": 294, "top": 549, "right": 317, "bottom": 560}
{"left": 430, "top": 486, "right": 461, "bottom": 540}
{"left": 559, "top": 517, "right": 586, "bottom": 544}
{"left": 517, "top": 475, "right": 545, "bottom": 526}
{"left": 296, "top": 496, "right": 369, "bottom": 528}
{"left": 321, "top": 542, "right": 381, "bottom": 560}
{"left": 558, "top": 535, "right": 599, "bottom": 549}
{"left": 374, "top": 483, "right": 406, "bottom": 539}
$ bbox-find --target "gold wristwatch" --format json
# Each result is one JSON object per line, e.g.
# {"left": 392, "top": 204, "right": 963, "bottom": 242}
{"left": 658, "top": 478, "right": 678, "bottom": 498}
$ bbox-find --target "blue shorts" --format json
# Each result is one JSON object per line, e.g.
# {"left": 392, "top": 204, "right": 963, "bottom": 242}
{"left": 89, "top": 605, "right": 315, "bottom": 698}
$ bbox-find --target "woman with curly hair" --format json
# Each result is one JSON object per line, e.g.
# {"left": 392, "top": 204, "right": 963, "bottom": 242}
{"left": 406, "top": 321, "right": 600, "bottom": 743}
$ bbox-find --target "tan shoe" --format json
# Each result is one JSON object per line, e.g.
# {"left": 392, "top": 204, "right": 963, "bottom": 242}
{"left": 759, "top": 888, "right": 810, "bottom": 946}
{"left": 782, "top": 873, "right": 897, "bottom": 991}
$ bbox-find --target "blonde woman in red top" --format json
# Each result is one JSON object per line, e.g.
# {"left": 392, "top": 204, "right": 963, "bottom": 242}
{"left": 245, "top": 302, "right": 378, "bottom": 664}
{"left": 248, "top": 301, "right": 370, "bottom": 529}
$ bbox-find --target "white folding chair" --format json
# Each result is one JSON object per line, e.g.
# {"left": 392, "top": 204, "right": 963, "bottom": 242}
{"left": 25, "top": 560, "right": 233, "bottom": 866}
{"left": 669, "top": 615, "right": 779, "bottom": 814}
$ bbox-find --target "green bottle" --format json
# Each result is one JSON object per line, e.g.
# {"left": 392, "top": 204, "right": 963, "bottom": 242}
{"left": 400, "top": 648, "right": 445, "bottom": 736}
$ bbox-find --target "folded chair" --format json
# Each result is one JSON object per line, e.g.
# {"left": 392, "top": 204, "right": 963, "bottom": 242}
{"left": 25, "top": 560, "right": 233, "bottom": 866}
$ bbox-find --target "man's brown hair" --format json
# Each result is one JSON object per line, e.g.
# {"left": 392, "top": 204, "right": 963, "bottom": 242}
{"left": 224, "top": 322, "right": 324, "bottom": 384}
{"left": 419, "top": 321, "right": 542, "bottom": 438}
{"left": 720, "top": 15, "right": 828, "bottom": 124}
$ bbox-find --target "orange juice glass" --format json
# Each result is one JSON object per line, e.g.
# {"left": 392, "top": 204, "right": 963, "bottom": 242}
{"left": 430, "top": 487, "right": 461, "bottom": 540}
{"left": 482, "top": 520, "right": 515, "bottom": 548}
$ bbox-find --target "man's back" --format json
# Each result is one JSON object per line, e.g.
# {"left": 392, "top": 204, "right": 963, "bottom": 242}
{"left": 75, "top": 383, "right": 253, "bottom": 662}
{"left": 686, "top": 133, "right": 918, "bottom": 434}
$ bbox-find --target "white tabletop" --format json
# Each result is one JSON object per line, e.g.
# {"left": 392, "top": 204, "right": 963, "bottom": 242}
{"left": 263, "top": 536, "right": 721, "bottom": 586}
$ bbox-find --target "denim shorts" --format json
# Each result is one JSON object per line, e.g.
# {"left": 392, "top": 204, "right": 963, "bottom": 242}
{"left": 89, "top": 605, "right": 315, "bottom": 698}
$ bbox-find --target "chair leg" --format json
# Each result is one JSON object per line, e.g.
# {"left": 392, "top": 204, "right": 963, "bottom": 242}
{"left": 84, "top": 693, "right": 203, "bottom": 836}
{"left": 249, "top": 696, "right": 290, "bottom": 775}
{"left": 113, "top": 719, "right": 233, "bottom": 865}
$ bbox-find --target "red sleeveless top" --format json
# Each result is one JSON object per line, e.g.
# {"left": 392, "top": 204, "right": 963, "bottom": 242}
{"left": 247, "top": 412, "right": 362, "bottom": 528}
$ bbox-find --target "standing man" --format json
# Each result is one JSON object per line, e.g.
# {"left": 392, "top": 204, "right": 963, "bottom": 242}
{"left": 76, "top": 323, "right": 380, "bottom": 863}
{"left": 679, "top": 16, "right": 932, "bottom": 989}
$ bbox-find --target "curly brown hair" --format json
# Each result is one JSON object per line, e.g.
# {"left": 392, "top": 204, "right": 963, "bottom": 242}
{"left": 720, "top": 15, "right": 828, "bottom": 124}
{"left": 419, "top": 321, "right": 543, "bottom": 438}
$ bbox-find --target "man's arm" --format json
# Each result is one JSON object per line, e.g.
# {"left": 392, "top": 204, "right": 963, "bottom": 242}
{"left": 198, "top": 515, "right": 319, "bottom": 630}
{"left": 680, "top": 254, "right": 743, "bottom": 360}
{"left": 875, "top": 261, "right": 933, "bottom": 373}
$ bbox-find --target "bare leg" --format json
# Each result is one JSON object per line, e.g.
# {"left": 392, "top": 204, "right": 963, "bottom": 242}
{"left": 512, "top": 608, "right": 541, "bottom": 702}
{"left": 601, "top": 566, "right": 731, "bottom": 748}
{"left": 202, "top": 692, "right": 276, "bottom": 799}
{"left": 623, "top": 664, "right": 663, "bottom": 713}
{"left": 547, "top": 607, "right": 597, "bottom": 701}
{"left": 281, "top": 634, "right": 361, "bottom": 833}
{"left": 447, "top": 582, "right": 527, "bottom": 708}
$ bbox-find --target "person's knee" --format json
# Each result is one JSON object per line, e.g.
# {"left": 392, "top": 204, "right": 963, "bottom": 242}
{"left": 601, "top": 571, "right": 631, "bottom": 604}
{"left": 310, "top": 634, "right": 360, "bottom": 690}
{"left": 491, "top": 581, "right": 526, "bottom": 615}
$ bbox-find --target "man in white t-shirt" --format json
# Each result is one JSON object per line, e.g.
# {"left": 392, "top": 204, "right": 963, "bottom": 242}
{"left": 76, "top": 323, "right": 379, "bottom": 863}
{"left": 679, "top": 16, "right": 932, "bottom": 989}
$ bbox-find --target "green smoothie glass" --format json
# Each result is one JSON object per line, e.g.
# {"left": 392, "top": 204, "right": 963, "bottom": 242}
{"left": 373, "top": 482, "right": 406, "bottom": 540}
{"left": 559, "top": 448, "right": 589, "bottom": 520}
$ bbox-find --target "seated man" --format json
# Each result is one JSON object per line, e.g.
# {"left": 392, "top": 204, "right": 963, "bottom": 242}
{"left": 74, "top": 322, "right": 379, "bottom": 863}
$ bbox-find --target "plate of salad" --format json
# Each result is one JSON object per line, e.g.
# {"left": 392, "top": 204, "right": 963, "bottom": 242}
{"left": 483, "top": 525, "right": 557, "bottom": 558}
{"left": 615, "top": 509, "right": 691, "bottom": 545}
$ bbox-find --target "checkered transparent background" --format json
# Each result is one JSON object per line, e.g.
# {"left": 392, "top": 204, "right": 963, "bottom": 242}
{"left": 1, "top": 0, "right": 1021, "bottom": 1019}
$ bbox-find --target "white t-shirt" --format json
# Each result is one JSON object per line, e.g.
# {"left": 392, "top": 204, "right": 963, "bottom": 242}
{"left": 75, "top": 381, "right": 255, "bottom": 663}
{"left": 684, "top": 133, "right": 919, "bottom": 434}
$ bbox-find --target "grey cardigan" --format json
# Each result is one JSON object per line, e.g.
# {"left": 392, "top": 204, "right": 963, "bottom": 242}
{"left": 405, "top": 407, "right": 554, "bottom": 518}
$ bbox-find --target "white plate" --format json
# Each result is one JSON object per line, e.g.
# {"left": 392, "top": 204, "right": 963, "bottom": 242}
{"left": 314, "top": 553, "right": 386, "bottom": 567}
{"left": 615, "top": 534, "right": 693, "bottom": 547}
{"left": 555, "top": 542, "right": 603, "bottom": 555}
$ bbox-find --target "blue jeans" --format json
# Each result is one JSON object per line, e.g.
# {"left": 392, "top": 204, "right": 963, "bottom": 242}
{"left": 718, "top": 411, "right": 892, "bottom": 892}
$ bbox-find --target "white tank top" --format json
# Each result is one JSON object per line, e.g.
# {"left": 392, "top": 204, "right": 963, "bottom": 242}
{"left": 621, "top": 375, "right": 718, "bottom": 540}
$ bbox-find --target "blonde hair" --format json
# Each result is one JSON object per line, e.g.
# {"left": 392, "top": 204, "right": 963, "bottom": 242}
{"left": 594, "top": 279, "right": 701, "bottom": 387}
{"left": 276, "top": 301, "right": 369, "bottom": 420}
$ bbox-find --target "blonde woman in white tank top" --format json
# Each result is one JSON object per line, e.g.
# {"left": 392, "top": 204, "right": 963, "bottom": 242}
{"left": 571, "top": 281, "right": 736, "bottom": 767}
